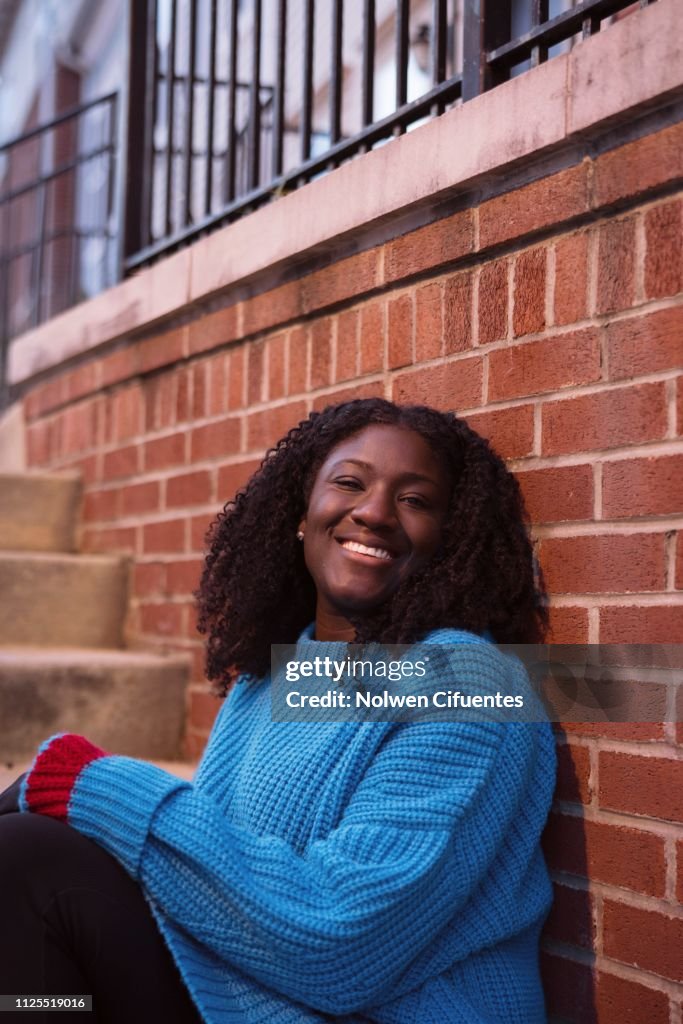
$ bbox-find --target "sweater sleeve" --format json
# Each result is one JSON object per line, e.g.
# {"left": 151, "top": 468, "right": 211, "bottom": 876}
{"left": 60, "top": 714, "right": 548, "bottom": 1015}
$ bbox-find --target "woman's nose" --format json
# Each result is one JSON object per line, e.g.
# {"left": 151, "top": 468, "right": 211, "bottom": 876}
{"left": 350, "top": 487, "right": 396, "bottom": 529}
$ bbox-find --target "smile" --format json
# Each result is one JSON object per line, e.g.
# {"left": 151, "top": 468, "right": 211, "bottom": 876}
{"left": 339, "top": 540, "right": 396, "bottom": 562}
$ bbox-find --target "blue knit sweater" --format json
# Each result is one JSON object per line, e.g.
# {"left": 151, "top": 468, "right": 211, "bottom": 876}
{"left": 21, "top": 628, "right": 556, "bottom": 1023}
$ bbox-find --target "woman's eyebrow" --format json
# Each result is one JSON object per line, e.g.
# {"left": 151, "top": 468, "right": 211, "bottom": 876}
{"left": 328, "top": 458, "right": 441, "bottom": 486}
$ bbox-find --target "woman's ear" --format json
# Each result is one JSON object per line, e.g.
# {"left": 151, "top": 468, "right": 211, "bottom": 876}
{"left": 296, "top": 517, "right": 306, "bottom": 542}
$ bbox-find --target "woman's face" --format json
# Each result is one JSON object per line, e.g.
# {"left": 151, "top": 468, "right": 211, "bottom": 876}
{"left": 298, "top": 424, "right": 450, "bottom": 641}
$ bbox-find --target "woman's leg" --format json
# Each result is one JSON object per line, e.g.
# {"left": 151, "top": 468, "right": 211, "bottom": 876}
{"left": 0, "top": 814, "right": 203, "bottom": 1024}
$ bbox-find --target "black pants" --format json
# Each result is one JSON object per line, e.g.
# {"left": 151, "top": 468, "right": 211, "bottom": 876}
{"left": 0, "top": 814, "right": 203, "bottom": 1023}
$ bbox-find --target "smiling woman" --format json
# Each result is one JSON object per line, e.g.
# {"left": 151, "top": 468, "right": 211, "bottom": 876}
{"left": 0, "top": 399, "right": 556, "bottom": 1024}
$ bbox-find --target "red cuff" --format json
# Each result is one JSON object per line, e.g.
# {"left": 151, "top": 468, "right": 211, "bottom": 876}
{"left": 24, "top": 733, "right": 108, "bottom": 822}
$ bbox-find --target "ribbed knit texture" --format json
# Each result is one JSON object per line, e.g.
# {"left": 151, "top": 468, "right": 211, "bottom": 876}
{"left": 19, "top": 733, "right": 106, "bottom": 821}
{"left": 21, "top": 628, "right": 556, "bottom": 1023}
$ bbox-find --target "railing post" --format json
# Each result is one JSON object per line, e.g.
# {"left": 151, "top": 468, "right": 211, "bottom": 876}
{"left": 123, "top": 0, "right": 156, "bottom": 266}
{"left": 462, "top": 0, "right": 512, "bottom": 102}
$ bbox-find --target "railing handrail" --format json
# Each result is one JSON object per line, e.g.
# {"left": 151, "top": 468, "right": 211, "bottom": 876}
{"left": 0, "top": 91, "right": 118, "bottom": 154}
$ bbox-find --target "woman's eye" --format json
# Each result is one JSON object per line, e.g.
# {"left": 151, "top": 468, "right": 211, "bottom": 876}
{"left": 401, "top": 495, "right": 429, "bottom": 509}
{"left": 334, "top": 477, "right": 362, "bottom": 489}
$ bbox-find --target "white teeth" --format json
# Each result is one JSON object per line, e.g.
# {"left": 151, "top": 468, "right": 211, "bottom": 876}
{"left": 341, "top": 540, "right": 394, "bottom": 561}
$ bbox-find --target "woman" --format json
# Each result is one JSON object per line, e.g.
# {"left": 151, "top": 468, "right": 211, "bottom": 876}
{"left": 0, "top": 398, "right": 556, "bottom": 1023}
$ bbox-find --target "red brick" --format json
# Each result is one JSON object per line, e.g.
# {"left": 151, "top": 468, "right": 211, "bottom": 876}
{"left": 58, "top": 400, "right": 101, "bottom": 456}
{"left": 119, "top": 481, "right": 160, "bottom": 517}
{"left": 383, "top": 210, "right": 474, "bottom": 283}
{"left": 558, "top": 720, "right": 665, "bottom": 742}
{"left": 64, "top": 454, "right": 98, "bottom": 486}
{"left": 190, "top": 512, "right": 217, "bottom": 553}
{"left": 139, "top": 602, "right": 185, "bottom": 638}
{"left": 247, "top": 339, "right": 266, "bottom": 405}
{"left": 555, "top": 741, "right": 592, "bottom": 804}
{"left": 600, "top": 604, "right": 683, "bottom": 643}
{"left": 677, "top": 530, "right": 683, "bottom": 589}
{"left": 603, "top": 900, "right": 683, "bottom": 982}
{"left": 599, "top": 751, "right": 683, "bottom": 824}
{"left": 143, "top": 371, "right": 176, "bottom": 432}
{"left": 443, "top": 271, "right": 473, "bottom": 353}
{"left": 64, "top": 362, "right": 100, "bottom": 403}
{"left": 388, "top": 294, "right": 413, "bottom": 369}
{"left": 246, "top": 401, "right": 307, "bottom": 452}
{"left": 301, "top": 248, "right": 380, "bottom": 311}
{"left": 592, "top": 121, "right": 683, "bottom": 209}
{"left": 603, "top": 455, "right": 683, "bottom": 519}
{"left": 137, "top": 327, "right": 186, "bottom": 375}
{"left": 414, "top": 282, "right": 443, "bottom": 362}
{"left": 547, "top": 604, "right": 589, "bottom": 643}
{"left": 166, "top": 559, "right": 204, "bottom": 595}
{"left": 216, "top": 459, "right": 261, "bottom": 501}
{"left": 191, "top": 362, "right": 207, "bottom": 419}
{"left": 679, "top": 374, "right": 683, "bottom": 435}
{"left": 516, "top": 464, "right": 593, "bottom": 523}
{"left": 133, "top": 562, "right": 166, "bottom": 598}
{"left": 24, "top": 378, "right": 66, "bottom": 419}
{"left": 540, "top": 952, "right": 595, "bottom": 1023}
{"left": 25, "top": 421, "right": 51, "bottom": 465}
{"left": 594, "top": 971, "right": 669, "bottom": 1024}
{"left": 464, "top": 404, "right": 535, "bottom": 459}
{"left": 596, "top": 218, "right": 636, "bottom": 316}
{"left": 206, "top": 352, "right": 229, "bottom": 416}
{"left": 188, "top": 304, "right": 240, "bottom": 355}
{"left": 167, "top": 470, "right": 213, "bottom": 507}
{"left": 543, "top": 883, "right": 595, "bottom": 950}
{"left": 143, "top": 433, "right": 185, "bottom": 471}
{"left": 242, "top": 279, "right": 302, "bottom": 335}
{"left": 175, "top": 366, "right": 191, "bottom": 422}
{"left": 606, "top": 306, "right": 683, "bottom": 381}
{"left": 335, "top": 310, "right": 358, "bottom": 382}
{"left": 479, "top": 163, "right": 589, "bottom": 250}
{"left": 554, "top": 231, "right": 589, "bottom": 326}
{"left": 393, "top": 357, "right": 483, "bottom": 412}
{"left": 100, "top": 347, "right": 140, "bottom": 389}
{"left": 489, "top": 328, "right": 601, "bottom": 402}
{"left": 82, "top": 526, "right": 136, "bottom": 554}
{"left": 359, "top": 302, "right": 385, "bottom": 374}
{"left": 542, "top": 382, "right": 667, "bottom": 455}
{"left": 82, "top": 488, "right": 118, "bottom": 522}
{"left": 103, "top": 444, "right": 140, "bottom": 480}
{"left": 678, "top": 838, "right": 683, "bottom": 903}
{"left": 287, "top": 326, "right": 309, "bottom": 395}
{"left": 478, "top": 260, "right": 508, "bottom": 345}
{"left": 645, "top": 200, "right": 683, "bottom": 300}
{"left": 311, "top": 380, "right": 384, "bottom": 412}
{"left": 513, "top": 247, "right": 547, "bottom": 337}
{"left": 227, "top": 347, "right": 245, "bottom": 409}
{"left": 542, "top": 812, "right": 666, "bottom": 895}
{"left": 188, "top": 688, "right": 222, "bottom": 732}
{"left": 540, "top": 533, "right": 665, "bottom": 594}
{"left": 190, "top": 417, "right": 241, "bottom": 461}
{"left": 310, "top": 318, "right": 333, "bottom": 389}
{"left": 143, "top": 519, "right": 186, "bottom": 554}
{"left": 267, "top": 332, "right": 287, "bottom": 399}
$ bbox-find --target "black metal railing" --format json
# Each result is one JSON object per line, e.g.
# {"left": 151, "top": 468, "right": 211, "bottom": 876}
{"left": 0, "top": 0, "right": 655, "bottom": 401}
{"left": 0, "top": 92, "right": 118, "bottom": 404}
{"left": 123, "top": 0, "right": 655, "bottom": 274}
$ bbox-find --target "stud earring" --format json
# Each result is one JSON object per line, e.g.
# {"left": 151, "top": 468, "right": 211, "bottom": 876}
{"left": 296, "top": 531, "right": 305, "bottom": 541}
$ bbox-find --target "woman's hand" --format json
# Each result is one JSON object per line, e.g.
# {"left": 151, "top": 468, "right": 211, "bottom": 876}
{"left": 0, "top": 773, "right": 27, "bottom": 815}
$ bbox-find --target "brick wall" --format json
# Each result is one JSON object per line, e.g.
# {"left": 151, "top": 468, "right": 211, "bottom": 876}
{"left": 21, "top": 119, "right": 683, "bottom": 1021}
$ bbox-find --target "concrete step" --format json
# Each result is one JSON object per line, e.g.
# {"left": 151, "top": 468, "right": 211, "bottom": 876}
{"left": 0, "top": 551, "right": 128, "bottom": 647}
{"left": 0, "top": 472, "right": 82, "bottom": 552}
{"left": 0, "top": 646, "right": 192, "bottom": 762}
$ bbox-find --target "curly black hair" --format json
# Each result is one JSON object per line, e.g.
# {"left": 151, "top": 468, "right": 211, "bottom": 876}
{"left": 196, "top": 398, "right": 547, "bottom": 693}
